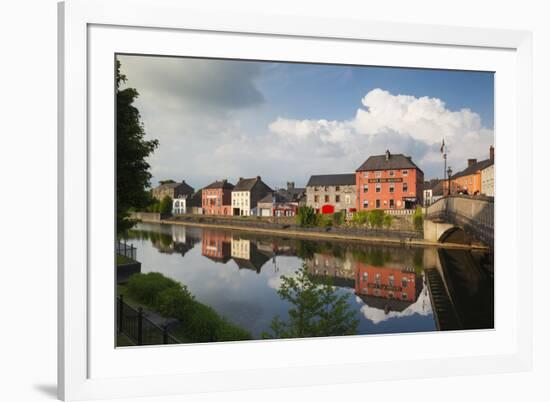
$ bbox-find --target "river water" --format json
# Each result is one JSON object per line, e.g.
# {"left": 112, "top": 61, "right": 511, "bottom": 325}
{"left": 124, "top": 222, "right": 494, "bottom": 339}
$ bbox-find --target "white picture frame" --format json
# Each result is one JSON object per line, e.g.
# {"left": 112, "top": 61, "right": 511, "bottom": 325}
{"left": 58, "top": 0, "right": 533, "bottom": 400}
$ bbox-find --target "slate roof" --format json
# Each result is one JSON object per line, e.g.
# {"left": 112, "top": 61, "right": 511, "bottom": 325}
{"left": 277, "top": 187, "right": 305, "bottom": 202}
{"left": 155, "top": 180, "right": 194, "bottom": 195}
{"left": 451, "top": 158, "right": 494, "bottom": 179}
{"left": 306, "top": 174, "right": 356, "bottom": 187}
{"left": 258, "top": 192, "right": 291, "bottom": 204}
{"left": 233, "top": 177, "right": 272, "bottom": 192}
{"left": 356, "top": 153, "right": 422, "bottom": 173}
{"left": 203, "top": 180, "right": 234, "bottom": 190}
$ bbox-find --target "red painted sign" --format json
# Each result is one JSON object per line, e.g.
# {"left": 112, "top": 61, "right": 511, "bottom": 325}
{"left": 321, "top": 204, "right": 335, "bottom": 214}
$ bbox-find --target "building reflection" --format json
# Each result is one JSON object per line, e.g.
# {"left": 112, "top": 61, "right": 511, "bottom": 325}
{"left": 303, "top": 247, "right": 424, "bottom": 315}
{"left": 201, "top": 230, "right": 232, "bottom": 263}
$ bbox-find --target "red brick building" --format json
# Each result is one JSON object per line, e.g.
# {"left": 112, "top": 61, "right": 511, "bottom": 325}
{"left": 202, "top": 179, "right": 234, "bottom": 216}
{"left": 356, "top": 150, "right": 424, "bottom": 210}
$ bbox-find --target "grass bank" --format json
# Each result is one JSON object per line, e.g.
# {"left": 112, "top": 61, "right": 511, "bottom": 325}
{"left": 118, "top": 273, "right": 252, "bottom": 343}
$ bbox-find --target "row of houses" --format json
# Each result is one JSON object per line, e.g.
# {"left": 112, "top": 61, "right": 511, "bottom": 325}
{"left": 423, "top": 146, "right": 495, "bottom": 206}
{"left": 152, "top": 147, "right": 494, "bottom": 216}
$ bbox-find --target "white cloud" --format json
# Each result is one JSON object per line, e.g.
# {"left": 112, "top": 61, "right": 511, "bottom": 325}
{"left": 269, "top": 88, "right": 494, "bottom": 180}
{"left": 357, "top": 284, "right": 433, "bottom": 325}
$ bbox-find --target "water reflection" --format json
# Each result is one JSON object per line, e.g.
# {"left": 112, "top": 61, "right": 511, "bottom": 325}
{"left": 125, "top": 222, "right": 493, "bottom": 337}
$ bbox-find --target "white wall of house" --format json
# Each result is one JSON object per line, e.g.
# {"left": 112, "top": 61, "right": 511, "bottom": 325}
{"left": 172, "top": 197, "right": 187, "bottom": 215}
{"left": 231, "top": 191, "right": 251, "bottom": 215}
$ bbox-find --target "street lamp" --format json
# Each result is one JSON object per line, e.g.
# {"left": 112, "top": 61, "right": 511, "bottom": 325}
{"left": 447, "top": 166, "right": 453, "bottom": 196}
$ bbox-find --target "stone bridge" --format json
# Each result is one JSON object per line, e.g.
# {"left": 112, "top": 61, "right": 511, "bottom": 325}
{"left": 423, "top": 195, "right": 494, "bottom": 249}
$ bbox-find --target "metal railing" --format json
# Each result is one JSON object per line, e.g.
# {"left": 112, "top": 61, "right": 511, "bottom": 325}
{"left": 117, "top": 295, "right": 180, "bottom": 346}
{"left": 116, "top": 241, "right": 137, "bottom": 261}
{"left": 425, "top": 195, "right": 494, "bottom": 248}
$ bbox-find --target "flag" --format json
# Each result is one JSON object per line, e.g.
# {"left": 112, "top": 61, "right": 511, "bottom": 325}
{"left": 440, "top": 139, "right": 445, "bottom": 153}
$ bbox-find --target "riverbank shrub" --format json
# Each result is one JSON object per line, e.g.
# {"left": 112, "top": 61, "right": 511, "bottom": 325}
{"left": 296, "top": 206, "right": 317, "bottom": 227}
{"left": 352, "top": 210, "right": 369, "bottom": 225}
{"left": 383, "top": 213, "right": 394, "bottom": 229}
{"left": 413, "top": 207, "right": 424, "bottom": 231}
{"left": 368, "top": 210, "right": 385, "bottom": 228}
{"left": 125, "top": 272, "right": 252, "bottom": 342}
{"left": 127, "top": 272, "right": 180, "bottom": 306}
{"left": 332, "top": 211, "right": 346, "bottom": 226}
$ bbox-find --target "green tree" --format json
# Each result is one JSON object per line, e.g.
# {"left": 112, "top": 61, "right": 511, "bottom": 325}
{"left": 368, "top": 210, "right": 385, "bottom": 228}
{"left": 383, "top": 213, "right": 394, "bottom": 229}
{"left": 413, "top": 206, "right": 424, "bottom": 231}
{"left": 116, "top": 60, "right": 159, "bottom": 234}
{"left": 263, "top": 265, "right": 359, "bottom": 339}
{"left": 352, "top": 210, "right": 369, "bottom": 225}
{"left": 296, "top": 206, "right": 317, "bottom": 227}
{"left": 160, "top": 195, "right": 173, "bottom": 217}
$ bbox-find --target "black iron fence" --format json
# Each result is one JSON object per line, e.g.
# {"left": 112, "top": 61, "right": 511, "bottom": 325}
{"left": 117, "top": 295, "right": 180, "bottom": 346}
{"left": 116, "top": 241, "right": 137, "bottom": 261}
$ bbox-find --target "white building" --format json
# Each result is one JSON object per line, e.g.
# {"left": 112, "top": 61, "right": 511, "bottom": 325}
{"left": 172, "top": 196, "right": 187, "bottom": 215}
{"left": 231, "top": 177, "right": 272, "bottom": 216}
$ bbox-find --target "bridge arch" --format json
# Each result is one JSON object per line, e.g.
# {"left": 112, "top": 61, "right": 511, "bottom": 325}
{"left": 438, "top": 226, "right": 471, "bottom": 245}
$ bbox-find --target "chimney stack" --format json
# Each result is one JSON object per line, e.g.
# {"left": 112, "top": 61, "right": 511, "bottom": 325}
{"left": 287, "top": 181, "right": 295, "bottom": 190}
{"left": 489, "top": 146, "right": 494, "bottom": 161}
{"left": 256, "top": 176, "right": 261, "bottom": 180}
{"left": 467, "top": 158, "right": 477, "bottom": 167}
{"left": 385, "top": 150, "right": 391, "bottom": 161}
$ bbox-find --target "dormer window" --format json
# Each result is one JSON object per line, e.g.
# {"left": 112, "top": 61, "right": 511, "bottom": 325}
{"left": 402, "top": 170, "right": 408, "bottom": 176}
{"left": 375, "top": 171, "right": 381, "bottom": 178}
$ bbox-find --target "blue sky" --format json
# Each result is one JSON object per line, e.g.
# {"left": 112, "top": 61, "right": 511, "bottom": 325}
{"left": 118, "top": 55, "right": 494, "bottom": 188}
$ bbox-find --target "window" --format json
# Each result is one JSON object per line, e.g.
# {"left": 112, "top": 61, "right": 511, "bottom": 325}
{"left": 324, "top": 195, "right": 329, "bottom": 202}
{"left": 314, "top": 195, "right": 319, "bottom": 202}
{"left": 402, "top": 293, "right": 408, "bottom": 300}
{"left": 363, "top": 200, "right": 369, "bottom": 208}
{"left": 345, "top": 195, "right": 351, "bottom": 204}
{"left": 403, "top": 182, "right": 408, "bottom": 192}
{"left": 376, "top": 183, "right": 381, "bottom": 193}
{"left": 363, "top": 184, "right": 368, "bottom": 193}
{"left": 363, "top": 172, "right": 369, "bottom": 178}
{"left": 375, "top": 171, "right": 381, "bottom": 178}
{"left": 375, "top": 199, "right": 381, "bottom": 208}
{"left": 324, "top": 186, "right": 329, "bottom": 191}
{"left": 388, "top": 274, "right": 395, "bottom": 287}
{"left": 362, "top": 272, "right": 368, "bottom": 281}
{"left": 335, "top": 186, "right": 340, "bottom": 191}
{"left": 375, "top": 273, "right": 381, "bottom": 286}
{"left": 389, "top": 170, "right": 395, "bottom": 177}
{"left": 389, "top": 184, "right": 394, "bottom": 193}
{"left": 402, "top": 278, "right": 409, "bottom": 288}
{"left": 389, "top": 199, "right": 395, "bottom": 208}
{"left": 402, "top": 170, "right": 408, "bottom": 176}
{"left": 314, "top": 186, "right": 319, "bottom": 192}
{"left": 335, "top": 195, "right": 340, "bottom": 202}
